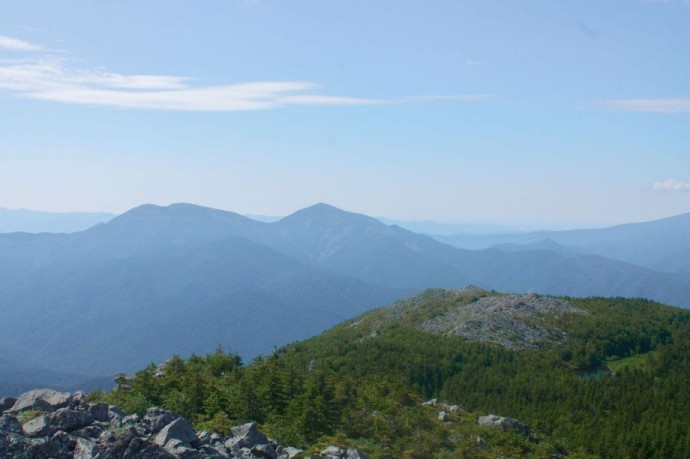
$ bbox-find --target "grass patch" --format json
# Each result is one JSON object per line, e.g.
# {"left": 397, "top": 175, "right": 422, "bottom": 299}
{"left": 606, "top": 352, "right": 655, "bottom": 373}
{"left": 17, "top": 410, "right": 47, "bottom": 425}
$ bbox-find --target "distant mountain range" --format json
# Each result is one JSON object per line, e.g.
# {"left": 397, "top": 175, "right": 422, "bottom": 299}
{"left": 1, "top": 203, "right": 690, "bottom": 394}
{"left": 0, "top": 208, "right": 114, "bottom": 233}
{"left": 434, "top": 212, "right": 690, "bottom": 274}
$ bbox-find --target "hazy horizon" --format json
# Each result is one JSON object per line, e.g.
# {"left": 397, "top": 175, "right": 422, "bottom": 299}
{"left": 2, "top": 201, "right": 689, "bottom": 233}
{"left": 2, "top": 1, "right": 689, "bottom": 227}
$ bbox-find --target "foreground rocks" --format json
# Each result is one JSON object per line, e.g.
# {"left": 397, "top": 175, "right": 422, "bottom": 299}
{"left": 1, "top": 389, "right": 365, "bottom": 458}
{"left": 2, "top": 389, "right": 530, "bottom": 458}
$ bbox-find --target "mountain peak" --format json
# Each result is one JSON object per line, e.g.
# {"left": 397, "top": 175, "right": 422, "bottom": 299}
{"left": 280, "top": 203, "right": 382, "bottom": 227}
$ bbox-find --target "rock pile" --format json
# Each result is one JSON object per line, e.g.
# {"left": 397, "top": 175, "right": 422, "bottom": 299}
{"left": 420, "top": 293, "right": 583, "bottom": 350}
{"left": 0, "top": 389, "right": 366, "bottom": 458}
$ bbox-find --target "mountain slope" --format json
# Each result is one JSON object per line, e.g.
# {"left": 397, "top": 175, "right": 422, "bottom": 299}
{"left": 103, "top": 289, "right": 690, "bottom": 458}
{"left": 0, "top": 236, "right": 403, "bottom": 377}
{"left": 3, "top": 202, "right": 690, "bottom": 390}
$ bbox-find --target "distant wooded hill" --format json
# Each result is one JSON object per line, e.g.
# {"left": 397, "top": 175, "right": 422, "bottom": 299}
{"left": 434, "top": 211, "right": 690, "bottom": 274}
{"left": 1, "top": 203, "right": 689, "bottom": 394}
{"left": 0, "top": 208, "right": 114, "bottom": 233}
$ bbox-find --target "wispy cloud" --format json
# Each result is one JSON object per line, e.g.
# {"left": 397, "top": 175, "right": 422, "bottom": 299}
{"left": 598, "top": 98, "right": 690, "bottom": 113}
{"left": 0, "top": 41, "right": 491, "bottom": 112}
{"left": 653, "top": 179, "right": 690, "bottom": 192}
{"left": 0, "top": 35, "right": 42, "bottom": 51}
{"left": 465, "top": 59, "right": 481, "bottom": 66}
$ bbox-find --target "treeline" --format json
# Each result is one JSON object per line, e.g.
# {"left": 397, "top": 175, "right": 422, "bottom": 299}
{"left": 98, "top": 295, "right": 690, "bottom": 458}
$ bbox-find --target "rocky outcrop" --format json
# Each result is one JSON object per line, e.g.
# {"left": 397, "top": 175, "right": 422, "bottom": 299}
{"left": 8, "top": 388, "right": 71, "bottom": 413}
{"left": 478, "top": 414, "right": 531, "bottom": 437}
{"left": 420, "top": 294, "right": 583, "bottom": 350}
{"left": 0, "top": 389, "right": 373, "bottom": 458}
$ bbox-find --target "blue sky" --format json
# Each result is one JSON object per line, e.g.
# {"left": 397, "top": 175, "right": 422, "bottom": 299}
{"left": 1, "top": 0, "right": 688, "bottom": 228}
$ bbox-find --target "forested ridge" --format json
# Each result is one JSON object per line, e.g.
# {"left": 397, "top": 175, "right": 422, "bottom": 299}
{"left": 99, "top": 289, "right": 690, "bottom": 458}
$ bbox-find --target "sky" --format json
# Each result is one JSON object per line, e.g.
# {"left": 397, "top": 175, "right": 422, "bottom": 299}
{"left": 1, "top": 0, "right": 689, "bottom": 229}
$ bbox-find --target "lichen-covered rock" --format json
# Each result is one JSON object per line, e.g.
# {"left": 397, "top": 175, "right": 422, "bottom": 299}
{"left": 22, "top": 414, "right": 50, "bottom": 437}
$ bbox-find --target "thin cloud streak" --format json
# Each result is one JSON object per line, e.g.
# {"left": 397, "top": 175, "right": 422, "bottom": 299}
{"left": 0, "top": 35, "right": 42, "bottom": 51}
{"left": 0, "top": 40, "right": 490, "bottom": 112}
{"left": 599, "top": 97, "right": 690, "bottom": 113}
{"left": 653, "top": 179, "right": 690, "bottom": 192}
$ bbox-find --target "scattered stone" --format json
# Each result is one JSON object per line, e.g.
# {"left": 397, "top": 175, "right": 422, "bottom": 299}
{"left": 478, "top": 414, "right": 531, "bottom": 437}
{"left": 9, "top": 389, "right": 70, "bottom": 413}
{"left": 446, "top": 404, "right": 460, "bottom": 414}
{"left": 422, "top": 398, "right": 438, "bottom": 406}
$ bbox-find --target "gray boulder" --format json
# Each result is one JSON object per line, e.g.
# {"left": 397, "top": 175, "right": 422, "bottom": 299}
{"left": 0, "top": 413, "right": 23, "bottom": 435}
{"left": 154, "top": 417, "right": 199, "bottom": 448}
{"left": 321, "top": 445, "right": 346, "bottom": 458}
{"left": 346, "top": 448, "right": 369, "bottom": 459}
{"left": 50, "top": 408, "right": 95, "bottom": 432}
{"left": 68, "top": 390, "right": 87, "bottom": 408}
{"left": 252, "top": 442, "right": 277, "bottom": 458}
{"left": 145, "top": 406, "right": 179, "bottom": 434}
{"left": 25, "top": 430, "right": 73, "bottom": 458}
{"left": 88, "top": 402, "right": 110, "bottom": 422}
{"left": 73, "top": 436, "right": 99, "bottom": 459}
{"left": 10, "top": 389, "right": 70, "bottom": 413}
{"left": 225, "top": 422, "right": 269, "bottom": 451}
{"left": 478, "top": 414, "right": 530, "bottom": 437}
{"left": 108, "top": 405, "right": 126, "bottom": 418}
{"left": 282, "top": 446, "right": 305, "bottom": 458}
{"left": 22, "top": 414, "right": 50, "bottom": 437}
